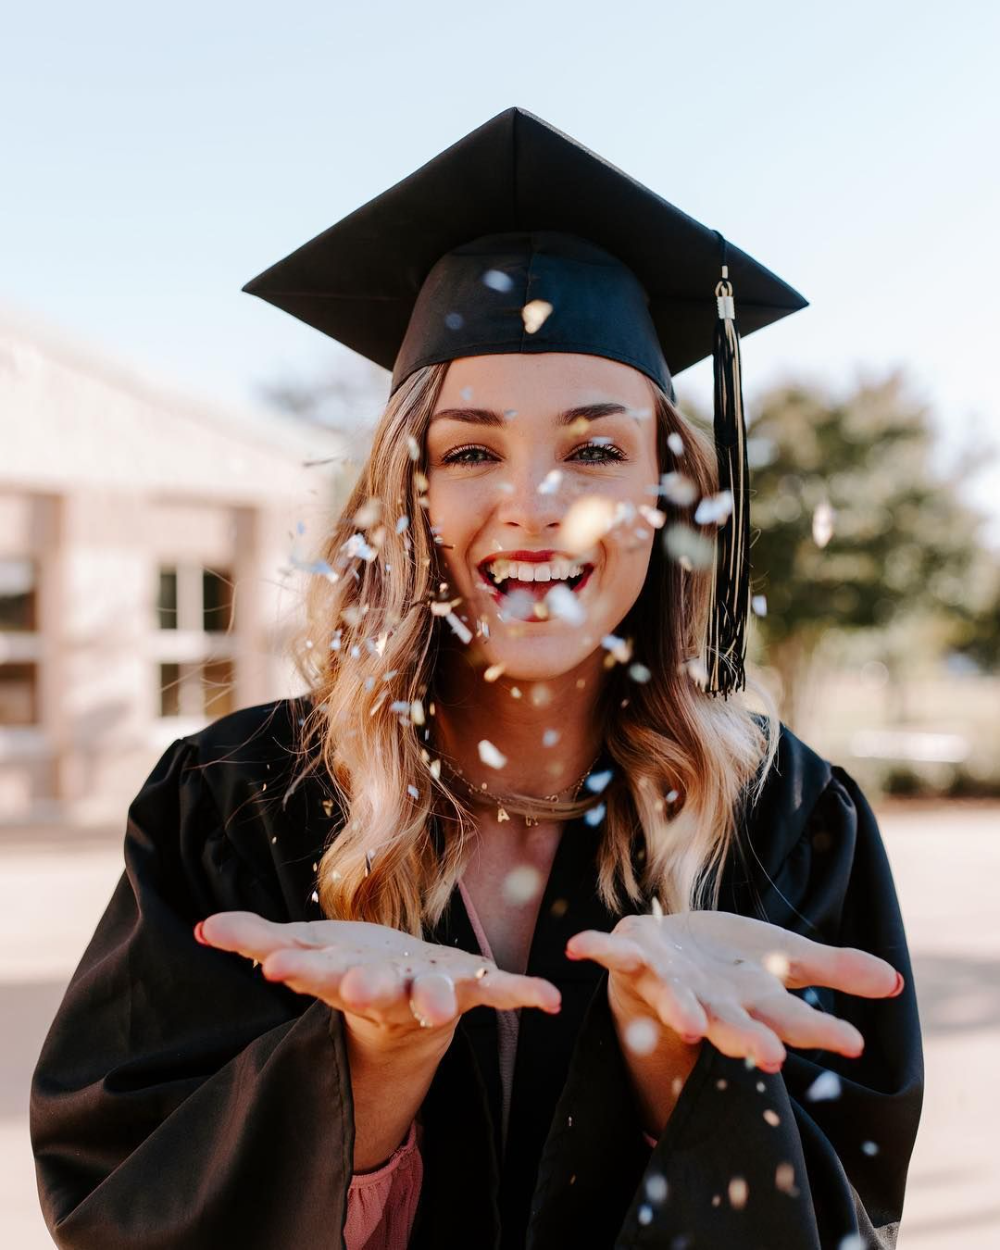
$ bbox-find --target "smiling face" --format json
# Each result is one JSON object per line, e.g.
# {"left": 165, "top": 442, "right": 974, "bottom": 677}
{"left": 425, "top": 352, "right": 661, "bottom": 682}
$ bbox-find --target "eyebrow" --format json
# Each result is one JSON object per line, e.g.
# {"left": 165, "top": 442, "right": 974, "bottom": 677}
{"left": 429, "top": 402, "right": 631, "bottom": 427}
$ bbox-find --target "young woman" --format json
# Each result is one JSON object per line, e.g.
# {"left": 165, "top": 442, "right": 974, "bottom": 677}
{"left": 31, "top": 109, "right": 922, "bottom": 1250}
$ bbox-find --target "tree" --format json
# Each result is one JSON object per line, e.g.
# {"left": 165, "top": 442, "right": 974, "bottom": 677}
{"left": 730, "top": 369, "right": 995, "bottom": 726}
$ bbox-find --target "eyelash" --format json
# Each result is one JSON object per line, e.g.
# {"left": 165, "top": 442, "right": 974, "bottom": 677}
{"left": 440, "top": 441, "right": 627, "bottom": 466}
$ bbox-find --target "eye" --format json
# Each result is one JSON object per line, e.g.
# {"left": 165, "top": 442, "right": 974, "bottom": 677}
{"left": 571, "top": 441, "right": 627, "bottom": 463}
{"left": 440, "top": 443, "right": 495, "bottom": 465}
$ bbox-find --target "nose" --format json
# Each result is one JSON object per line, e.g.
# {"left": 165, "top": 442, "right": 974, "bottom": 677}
{"left": 494, "top": 459, "right": 568, "bottom": 534}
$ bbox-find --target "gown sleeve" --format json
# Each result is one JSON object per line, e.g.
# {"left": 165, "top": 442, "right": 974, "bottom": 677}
{"left": 29, "top": 736, "right": 365, "bottom": 1250}
{"left": 526, "top": 764, "right": 924, "bottom": 1250}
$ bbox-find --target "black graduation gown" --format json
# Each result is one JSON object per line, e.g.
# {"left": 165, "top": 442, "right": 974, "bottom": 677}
{"left": 30, "top": 698, "right": 923, "bottom": 1249}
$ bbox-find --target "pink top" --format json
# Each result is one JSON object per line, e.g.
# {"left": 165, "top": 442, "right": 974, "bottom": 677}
{"left": 343, "top": 880, "right": 658, "bottom": 1249}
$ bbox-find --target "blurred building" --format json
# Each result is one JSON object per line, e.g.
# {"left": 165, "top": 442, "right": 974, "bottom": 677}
{"left": 0, "top": 310, "right": 349, "bottom": 826}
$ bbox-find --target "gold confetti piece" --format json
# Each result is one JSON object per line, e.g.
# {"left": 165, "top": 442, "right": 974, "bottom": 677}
{"left": 521, "top": 299, "right": 553, "bottom": 333}
{"left": 478, "top": 739, "right": 507, "bottom": 769}
{"left": 410, "top": 699, "right": 425, "bottom": 725}
{"left": 638, "top": 504, "right": 666, "bottom": 529}
{"left": 728, "top": 1177, "right": 749, "bottom": 1209}
{"left": 502, "top": 865, "right": 543, "bottom": 905}
{"left": 716, "top": 1078, "right": 728, "bottom": 1090}
{"left": 763, "top": 950, "right": 791, "bottom": 980}
{"left": 560, "top": 495, "right": 616, "bottom": 553}
{"left": 684, "top": 658, "right": 710, "bottom": 689}
{"left": 623, "top": 1017, "right": 659, "bottom": 1056}
{"left": 775, "top": 1162, "right": 798, "bottom": 1195}
{"left": 812, "top": 500, "right": 836, "bottom": 547}
{"left": 483, "top": 663, "right": 506, "bottom": 682}
{"left": 354, "top": 497, "right": 383, "bottom": 527}
{"left": 428, "top": 759, "right": 441, "bottom": 780}
{"left": 763, "top": 1109, "right": 781, "bottom": 1127}
{"left": 566, "top": 414, "right": 591, "bottom": 436}
{"left": 322, "top": 799, "right": 334, "bottom": 817}
{"left": 510, "top": 685, "right": 522, "bottom": 698}
{"left": 414, "top": 469, "right": 429, "bottom": 492}
{"left": 711, "top": 1194, "right": 721, "bottom": 1208}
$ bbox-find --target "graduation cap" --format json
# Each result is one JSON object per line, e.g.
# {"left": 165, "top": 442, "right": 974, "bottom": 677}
{"left": 243, "top": 107, "right": 808, "bottom": 697}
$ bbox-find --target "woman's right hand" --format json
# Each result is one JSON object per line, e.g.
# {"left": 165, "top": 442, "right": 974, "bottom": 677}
{"left": 197, "top": 911, "right": 561, "bottom": 1053}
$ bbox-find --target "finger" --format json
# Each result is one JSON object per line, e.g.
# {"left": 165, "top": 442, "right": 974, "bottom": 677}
{"left": 703, "top": 999, "right": 786, "bottom": 1070}
{"left": 409, "top": 972, "right": 459, "bottom": 1028}
{"left": 261, "top": 946, "right": 352, "bottom": 997}
{"left": 565, "top": 930, "right": 647, "bottom": 974}
{"left": 465, "top": 968, "right": 562, "bottom": 1014}
{"left": 748, "top": 993, "right": 865, "bottom": 1057}
{"left": 641, "top": 971, "right": 709, "bottom": 1040}
{"left": 200, "top": 912, "right": 328, "bottom": 962}
{"left": 782, "top": 935, "right": 902, "bottom": 999}
{"left": 339, "top": 961, "right": 407, "bottom": 1015}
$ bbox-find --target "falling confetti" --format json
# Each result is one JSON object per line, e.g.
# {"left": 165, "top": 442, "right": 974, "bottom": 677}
{"left": 637, "top": 1205, "right": 653, "bottom": 1226}
{"left": 459, "top": 385, "right": 474, "bottom": 401}
{"left": 667, "top": 431, "right": 685, "bottom": 456}
{"left": 812, "top": 500, "right": 836, "bottom": 548}
{"left": 538, "top": 468, "right": 563, "bottom": 495}
{"left": 546, "top": 582, "right": 586, "bottom": 625}
{"left": 861, "top": 1140, "right": 879, "bottom": 1156}
{"left": 406, "top": 435, "right": 420, "bottom": 461}
{"left": 396, "top": 515, "right": 410, "bottom": 534}
{"left": 542, "top": 728, "right": 560, "bottom": 747}
{"left": 561, "top": 494, "right": 617, "bottom": 553}
{"left": 638, "top": 504, "right": 666, "bottom": 529}
{"left": 478, "top": 739, "right": 507, "bottom": 769}
{"left": 763, "top": 1109, "right": 781, "bottom": 1127}
{"left": 664, "top": 524, "right": 715, "bottom": 570}
{"left": 684, "top": 658, "right": 710, "bottom": 689}
{"left": 521, "top": 299, "right": 553, "bottom": 333}
{"left": 624, "top": 1017, "right": 659, "bottom": 1055}
{"left": 502, "top": 865, "right": 543, "bottom": 905}
{"left": 602, "top": 633, "right": 632, "bottom": 663}
{"left": 837, "top": 1237, "right": 864, "bottom": 1250}
{"left": 751, "top": 594, "right": 768, "bottom": 617}
{"left": 805, "top": 1071, "right": 842, "bottom": 1102}
{"left": 775, "top": 1162, "right": 798, "bottom": 1195}
{"left": 628, "top": 663, "right": 652, "bottom": 683}
{"left": 411, "top": 700, "right": 425, "bottom": 725}
{"left": 763, "top": 951, "right": 791, "bottom": 981}
{"left": 354, "top": 497, "right": 383, "bottom": 527}
{"left": 482, "top": 268, "right": 514, "bottom": 292}
{"left": 483, "top": 663, "right": 506, "bottom": 682}
{"left": 584, "top": 801, "right": 606, "bottom": 826}
{"left": 660, "top": 471, "right": 698, "bottom": 506}
{"left": 693, "top": 491, "right": 734, "bottom": 526}
{"left": 585, "top": 769, "right": 613, "bottom": 794}
{"left": 728, "top": 1177, "right": 749, "bottom": 1210}
{"left": 645, "top": 1174, "right": 668, "bottom": 1204}
{"left": 445, "top": 311, "right": 464, "bottom": 330}
{"left": 445, "top": 612, "right": 472, "bottom": 643}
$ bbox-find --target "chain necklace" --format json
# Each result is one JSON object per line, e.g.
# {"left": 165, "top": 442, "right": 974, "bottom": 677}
{"left": 439, "top": 749, "right": 604, "bottom": 827}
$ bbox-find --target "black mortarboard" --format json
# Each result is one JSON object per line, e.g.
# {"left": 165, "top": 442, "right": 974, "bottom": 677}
{"left": 243, "top": 107, "right": 808, "bottom": 696}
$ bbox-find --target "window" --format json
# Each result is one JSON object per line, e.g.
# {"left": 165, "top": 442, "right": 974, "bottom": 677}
{"left": 156, "top": 564, "right": 235, "bottom": 632}
{"left": 202, "top": 569, "right": 235, "bottom": 633}
{"left": 0, "top": 662, "right": 38, "bottom": 725}
{"left": 0, "top": 558, "right": 37, "bottom": 632}
{"left": 159, "top": 660, "right": 235, "bottom": 719}
{"left": 158, "top": 569, "right": 178, "bottom": 630}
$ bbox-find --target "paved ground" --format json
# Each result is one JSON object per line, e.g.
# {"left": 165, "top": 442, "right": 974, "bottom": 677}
{"left": 1, "top": 802, "right": 998, "bottom": 1247}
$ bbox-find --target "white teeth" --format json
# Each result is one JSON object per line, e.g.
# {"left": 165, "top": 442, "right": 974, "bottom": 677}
{"left": 484, "top": 557, "right": 587, "bottom": 587}
{"left": 533, "top": 563, "right": 551, "bottom": 581}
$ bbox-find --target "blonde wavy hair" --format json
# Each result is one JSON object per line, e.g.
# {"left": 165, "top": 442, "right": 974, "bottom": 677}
{"left": 287, "top": 361, "right": 779, "bottom": 938}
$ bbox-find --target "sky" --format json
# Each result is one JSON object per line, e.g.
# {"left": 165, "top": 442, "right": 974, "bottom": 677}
{"left": 3, "top": 1, "right": 999, "bottom": 542}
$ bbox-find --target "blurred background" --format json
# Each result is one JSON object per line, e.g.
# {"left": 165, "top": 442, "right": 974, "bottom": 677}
{"left": 2, "top": 2, "right": 997, "bottom": 1246}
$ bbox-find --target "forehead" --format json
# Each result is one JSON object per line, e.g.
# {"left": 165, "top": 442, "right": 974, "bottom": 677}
{"left": 434, "top": 351, "right": 654, "bottom": 412}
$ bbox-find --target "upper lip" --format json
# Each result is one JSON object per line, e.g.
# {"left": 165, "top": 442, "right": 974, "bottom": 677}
{"left": 478, "top": 549, "right": 585, "bottom": 570}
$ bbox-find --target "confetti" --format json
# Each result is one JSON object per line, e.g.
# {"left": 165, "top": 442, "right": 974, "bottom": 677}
{"left": 584, "top": 801, "right": 606, "bottom": 826}
{"left": 763, "top": 1109, "right": 781, "bottom": 1127}
{"left": 660, "top": 471, "right": 698, "bottom": 506}
{"left": 406, "top": 435, "right": 420, "bottom": 460}
{"left": 407, "top": 784, "right": 419, "bottom": 799}
{"left": 663, "top": 524, "right": 715, "bottom": 569}
{"left": 521, "top": 299, "right": 553, "bottom": 333}
{"left": 396, "top": 515, "right": 410, "bottom": 534}
{"left": 602, "top": 633, "right": 632, "bottom": 663}
{"left": 805, "top": 1071, "right": 842, "bottom": 1102}
{"left": 624, "top": 1017, "right": 659, "bottom": 1055}
{"left": 637, "top": 1204, "right": 653, "bottom": 1226}
{"left": 728, "top": 1177, "right": 748, "bottom": 1210}
{"left": 411, "top": 699, "right": 425, "bottom": 725}
{"left": 645, "top": 1174, "right": 668, "bottom": 1204}
{"left": 639, "top": 504, "right": 666, "bottom": 529}
{"left": 538, "top": 468, "right": 563, "bottom": 495}
{"left": 503, "top": 408, "right": 518, "bottom": 419}
{"left": 444, "top": 311, "right": 464, "bottom": 330}
{"left": 775, "top": 1162, "right": 798, "bottom": 1195}
{"left": 542, "top": 728, "right": 560, "bottom": 747}
{"left": 665, "top": 789, "right": 680, "bottom": 804}
{"left": 502, "top": 865, "right": 543, "bottom": 905}
{"left": 628, "top": 663, "right": 652, "bottom": 683}
{"left": 585, "top": 769, "right": 613, "bottom": 794}
{"left": 560, "top": 494, "right": 617, "bottom": 553}
{"left": 445, "top": 612, "right": 472, "bottom": 643}
{"left": 483, "top": 663, "right": 506, "bottom": 682}
{"left": 684, "top": 658, "right": 710, "bottom": 689}
{"left": 354, "top": 497, "right": 383, "bottom": 527}
{"left": 482, "top": 268, "right": 514, "bottom": 292}
{"left": 693, "top": 490, "right": 734, "bottom": 526}
{"left": 763, "top": 951, "right": 791, "bottom": 981}
{"left": 546, "top": 582, "right": 586, "bottom": 625}
{"left": 459, "top": 385, "right": 474, "bottom": 401}
{"left": 837, "top": 1237, "right": 864, "bottom": 1250}
{"left": 751, "top": 594, "right": 768, "bottom": 617}
{"left": 861, "top": 1140, "right": 879, "bottom": 1156}
{"left": 812, "top": 500, "right": 836, "bottom": 548}
{"left": 478, "top": 739, "right": 507, "bottom": 769}
{"left": 667, "top": 431, "right": 685, "bottom": 456}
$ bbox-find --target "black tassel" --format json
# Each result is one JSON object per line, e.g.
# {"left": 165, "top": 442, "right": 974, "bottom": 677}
{"left": 706, "top": 234, "right": 751, "bottom": 697}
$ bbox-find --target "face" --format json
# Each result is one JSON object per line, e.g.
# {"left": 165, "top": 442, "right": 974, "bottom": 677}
{"left": 424, "top": 352, "right": 660, "bottom": 682}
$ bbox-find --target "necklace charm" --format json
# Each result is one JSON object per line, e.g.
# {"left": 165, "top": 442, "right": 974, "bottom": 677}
{"left": 497, "top": 804, "right": 510, "bottom": 822}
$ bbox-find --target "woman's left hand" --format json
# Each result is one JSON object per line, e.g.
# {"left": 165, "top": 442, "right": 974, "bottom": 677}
{"left": 565, "top": 911, "right": 904, "bottom": 1072}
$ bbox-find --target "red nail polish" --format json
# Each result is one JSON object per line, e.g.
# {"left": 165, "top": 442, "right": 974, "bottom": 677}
{"left": 194, "top": 921, "right": 207, "bottom": 945}
{"left": 890, "top": 972, "right": 905, "bottom": 997}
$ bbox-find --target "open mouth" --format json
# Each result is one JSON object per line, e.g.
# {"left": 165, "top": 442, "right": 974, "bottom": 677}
{"left": 476, "top": 556, "right": 595, "bottom": 611}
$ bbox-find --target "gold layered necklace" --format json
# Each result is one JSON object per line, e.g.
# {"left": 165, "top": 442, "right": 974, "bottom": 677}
{"left": 438, "top": 750, "right": 604, "bottom": 827}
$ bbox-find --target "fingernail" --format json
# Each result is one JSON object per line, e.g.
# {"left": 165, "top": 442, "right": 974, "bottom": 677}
{"left": 682, "top": 1032, "right": 703, "bottom": 1045}
{"left": 194, "top": 921, "right": 207, "bottom": 945}
{"left": 890, "top": 972, "right": 905, "bottom": 997}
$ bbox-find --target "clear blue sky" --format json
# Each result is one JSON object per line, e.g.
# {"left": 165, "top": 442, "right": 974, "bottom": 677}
{"left": 3, "top": 1, "right": 998, "bottom": 540}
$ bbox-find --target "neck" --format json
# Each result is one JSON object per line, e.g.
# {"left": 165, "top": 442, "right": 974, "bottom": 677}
{"left": 429, "top": 642, "right": 609, "bottom": 803}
